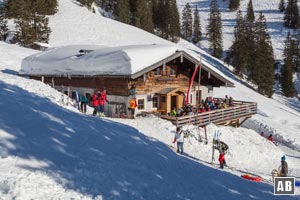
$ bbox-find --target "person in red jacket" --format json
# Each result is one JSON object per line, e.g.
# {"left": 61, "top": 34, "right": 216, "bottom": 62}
{"left": 218, "top": 149, "right": 226, "bottom": 169}
{"left": 98, "top": 89, "right": 109, "bottom": 115}
{"left": 92, "top": 91, "right": 99, "bottom": 116}
{"left": 268, "top": 134, "right": 273, "bottom": 142}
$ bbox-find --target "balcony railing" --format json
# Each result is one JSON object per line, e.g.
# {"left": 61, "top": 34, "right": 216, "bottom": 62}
{"left": 161, "top": 100, "right": 257, "bottom": 127}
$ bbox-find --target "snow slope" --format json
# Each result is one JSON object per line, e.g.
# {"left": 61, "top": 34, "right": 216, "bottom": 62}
{"left": 0, "top": 0, "right": 299, "bottom": 198}
{"left": 0, "top": 43, "right": 297, "bottom": 200}
{"left": 48, "top": 0, "right": 171, "bottom": 47}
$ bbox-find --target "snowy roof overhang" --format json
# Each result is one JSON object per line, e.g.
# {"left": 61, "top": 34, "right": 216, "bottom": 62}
{"left": 19, "top": 44, "right": 234, "bottom": 87}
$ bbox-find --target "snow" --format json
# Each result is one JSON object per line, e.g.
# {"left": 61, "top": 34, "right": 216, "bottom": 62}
{"left": 48, "top": 0, "right": 171, "bottom": 47}
{"left": 0, "top": 58, "right": 296, "bottom": 199}
{"left": 0, "top": 0, "right": 300, "bottom": 198}
{"left": 20, "top": 44, "right": 180, "bottom": 76}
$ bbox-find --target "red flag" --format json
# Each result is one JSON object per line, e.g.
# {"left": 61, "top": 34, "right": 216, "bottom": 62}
{"left": 185, "top": 65, "right": 200, "bottom": 104}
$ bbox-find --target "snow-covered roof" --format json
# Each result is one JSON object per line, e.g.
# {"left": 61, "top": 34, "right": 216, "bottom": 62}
{"left": 20, "top": 44, "right": 233, "bottom": 86}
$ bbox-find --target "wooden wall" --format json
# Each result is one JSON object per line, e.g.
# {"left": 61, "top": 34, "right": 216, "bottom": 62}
{"left": 31, "top": 76, "right": 130, "bottom": 96}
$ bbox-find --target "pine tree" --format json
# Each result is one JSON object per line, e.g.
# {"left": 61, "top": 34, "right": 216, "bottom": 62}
{"left": 134, "top": 0, "right": 154, "bottom": 33}
{"left": 226, "top": 10, "right": 248, "bottom": 75}
{"left": 15, "top": 0, "right": 51, "bottom": 47}
{"left": 246, "top": 0, "right": 255, "bottom": 22}
{"left": 77, "top": 0, "right": 94, "bottom": 10}
{"left": 207, "top": 0, "right": 223, "bottom": 58}
{"left": 192, "top": 6, "right": 201, "bottom": 44}
{"left": 279, "top": 0, "right": 285, "bottom": 12}
{"left": 181, "top": 3, "right": 193, "bottom": 41}
{"left": 294, "top": 32, "right": 300, "bottom": 72}
{"left": 284, "top": 0, "right": 300, "bottom": 29}
{"left": 116, "top": 0, "right": 130, "bottom": 24}
{"left": 229, "top": 0, "right": 240, "bottom": 11}
{"left": 163, "top": 0, "right": 180, "bottom": 42}
{"left": 0, "top": 5, "right": 8, "bottom": 41}
{"left": 281, "top": 32, "right": 296, "bottom": 97}
{"left": 252, "top": 12, "right": 275, "bottom": 97}
{"left": 6, "top": 0, "right": 57, "bottom": 17}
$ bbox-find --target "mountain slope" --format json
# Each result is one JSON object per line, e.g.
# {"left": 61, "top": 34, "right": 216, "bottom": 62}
{"left": 48, "top": 0, "right": 171, "bottom": 47}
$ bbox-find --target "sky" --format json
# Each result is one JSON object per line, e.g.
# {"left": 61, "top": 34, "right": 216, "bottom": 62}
{"left": 0, "top": 0, "right": 300, "bottom": 199}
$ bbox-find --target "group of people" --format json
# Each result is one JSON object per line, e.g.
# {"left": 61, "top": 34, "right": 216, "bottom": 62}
{"left": 172, "top": 128, "right": 289, "bottom": 177}
{"left": 172, "top": 95, "right": 234, "bottom": 117}
{"left": 92, "top": 90, "right": 109, "bottom": 116}
{"left": 260, "top": 131, "right": 276, "bottom": 145}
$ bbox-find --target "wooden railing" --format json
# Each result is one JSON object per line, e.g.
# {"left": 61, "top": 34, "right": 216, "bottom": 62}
{"left": 161, "top": 100, "right": 257, "bottom": 127}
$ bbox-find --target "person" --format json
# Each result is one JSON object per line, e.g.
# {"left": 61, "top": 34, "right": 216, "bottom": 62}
{"left": 229, "top": 96, "right": 233, "bottom": 106}
{"left": 267, "top": 134, "right": 273, "bottom": 142}
{"left": 279, "top": 155, "right": 288, "bottom": 177}
{"left": 128, "top": 97, "right": 138, "bottom": 119}
{"left": 218, "top": 148, "right": 226, "bottom": 169}
{"left": 92, "top": 91, "right": 99, "bottom": 116}
{"left": 98, "top": 89, "right": 109, "bottom": 115}
{"left": 224, "top": 95, "right": 230, "bottom": 105}
{"left": 171, "top": 107, "right": 177, "bottom": 117}
{"left": 172, "top": 127, "right": 184, "bottom": 154}
{"left": 79, "top": 94, "right": 88, "bottom": 113}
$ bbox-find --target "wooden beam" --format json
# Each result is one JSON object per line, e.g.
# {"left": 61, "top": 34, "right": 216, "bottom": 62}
{"left": 237, "top": 117, "right": 251, "bottom": 127}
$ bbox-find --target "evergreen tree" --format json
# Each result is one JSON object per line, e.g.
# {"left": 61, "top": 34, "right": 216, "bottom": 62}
{"left": 284, "top": 0, "right": 300, "bottom": 29}
{"left": 15, "top": 0, "right": 51, "bottom": 47}
{"left": 279, "top": 0, "right": 285, "bottom": 12}
{"left": 153, "top": 0, "right": 179, "bottom": 42}
{"left": 135, "top": 0, "right": 154, "bottom": 33}
{"left": 281, "top": 32, "right": 296, "bottom": 97}
{"left": 181, "top": 3, "right": 193, "bottom": 41}
{"left": 95, "top": 0, "right": 117, "bottom": 13}
{"left": 0, "top": 4, "right": 8, "bottom": 41}
{"left": 294, "top": 32, "right": 300, "bottom": 72}
{"left": 116, "top": 0, "right": 130, "bottom": 24}
{"left": 226, "top": 10, "right": 248, "bottom": 75}
{"left": 207, "top": 0, "right": 223, "bottom": 58}
{"left": 229, "top": 0, "right": 240, "bottom": 11}
{"left": 6, "top": 0, "right": 57, "bottom": 17}
{"left": 77, "top": 0, "right": 94, "bottom": 10}
{"left": 192, "top": 6, "right": 201, "bottom": 44}
{"left": 246, "top": 0, "right": 255, "bottom": 22}
{"left": 169, "top": 0, "right": 180, "bottom": 42}
{"left": 252, "top": 12, "right": 274, "bottom": 97}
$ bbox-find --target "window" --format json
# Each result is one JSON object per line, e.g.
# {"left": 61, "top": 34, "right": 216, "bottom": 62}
{"left": 152, "top": 97, "right": 158, "bottom": 108}
{"left": 154, "top": 67, "right": 161, "bottom": 75}
{"left": 138, "top": 99, "right": 144, "bottom": 110}
{"left": 147, "top": 95, "right": 152, "bottom": 102}
{"left": 170, "top": 66, "right": 176, "bottom": 75}
{"left": 161, "top": 96, "right": 166, "bottom": 103}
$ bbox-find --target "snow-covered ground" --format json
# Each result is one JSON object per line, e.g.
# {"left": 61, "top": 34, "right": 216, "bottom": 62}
{"left": 0, "top": 42, "right": 298, "bottom": 199}
{"left": 0, "top": 0, "right": 300, "bottom": 198}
